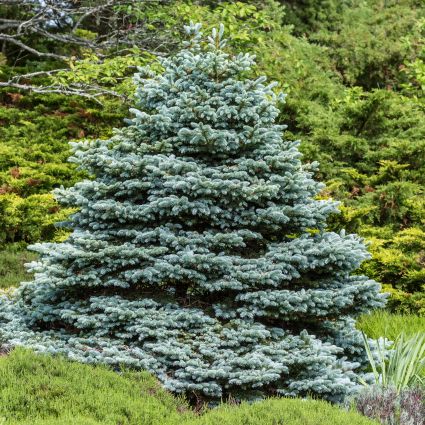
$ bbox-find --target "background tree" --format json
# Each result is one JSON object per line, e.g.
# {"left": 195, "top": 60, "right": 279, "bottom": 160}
{"left": 0, "top": 23, "right": 384, "bottom": 402}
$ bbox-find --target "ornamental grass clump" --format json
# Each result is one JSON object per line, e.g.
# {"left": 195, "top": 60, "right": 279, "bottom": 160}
{"left": 352, "top": 332, "right": 425, "bottom": 425}
{"left": 361, "top": 332, "right": 425, "bottom": 391}
{"left": 0, "top": 23, "right": 385, "bottom": 402}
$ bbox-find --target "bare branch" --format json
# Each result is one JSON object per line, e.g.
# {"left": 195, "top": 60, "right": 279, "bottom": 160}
{"left": 0, "top": 33, "right": 69, "bottom": 60}
{"left": 9, "top": 69, "right": 68, "bottom": 82}
{"left": 0, "top": 0, "right": 173, "bottom": 101}
{"left": 72, "top": 0, "right": 116, "bottom": 32}
{"left": 0, "top": 81, "right": 128, "bottom": 105}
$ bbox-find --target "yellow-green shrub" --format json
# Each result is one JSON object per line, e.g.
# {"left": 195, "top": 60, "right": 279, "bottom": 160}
{"left": 0, "top": 349, "right": 378, "bottom": 425}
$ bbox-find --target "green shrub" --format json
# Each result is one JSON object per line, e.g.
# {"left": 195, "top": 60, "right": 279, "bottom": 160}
{"left": 0, "top": 193, "right": 74, "bottom": 244}
{"left": 281, "top": 0, "right": 352, "bottom": 35}
{"left": 0, "top": 91, "right": 125, "bottom": 244}
{"left": 0, "top": 349, "right": 379, "bottom": 425}
{"left": 383, "top": 287, "right": 425, "bottom": 316}
{"left": 358, "top": 227, "right": 425, "bottom": 315}
{"left": 312, "top": 1, "right": 422, "bottom": 88}
{"left": 0, "top": 348, "right": 190, "bottom": 425}
{"left": 194, "top": 397, "right": 378, "bottom": 425}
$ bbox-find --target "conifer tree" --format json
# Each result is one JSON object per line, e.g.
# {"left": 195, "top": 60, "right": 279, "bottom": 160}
{"left": 0, "top": 23, "right": 385, "bottom": 402}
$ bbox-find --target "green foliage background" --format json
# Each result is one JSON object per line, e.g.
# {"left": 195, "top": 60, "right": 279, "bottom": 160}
{"left": 0, "top": 0, "right": 424, "bottom": 314}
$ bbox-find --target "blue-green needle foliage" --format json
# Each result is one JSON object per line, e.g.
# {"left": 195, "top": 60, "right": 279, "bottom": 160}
{"left": 0, "top": 23, "right": 385, "bottom": 402}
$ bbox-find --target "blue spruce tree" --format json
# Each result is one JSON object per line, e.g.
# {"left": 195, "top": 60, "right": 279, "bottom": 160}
{"left": 0, "top": 23, "right": 385, "bottom": 402}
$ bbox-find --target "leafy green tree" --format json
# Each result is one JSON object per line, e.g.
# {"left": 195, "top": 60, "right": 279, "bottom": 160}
{"left": 0, "top": 24, "right": 384, "bottom": 402}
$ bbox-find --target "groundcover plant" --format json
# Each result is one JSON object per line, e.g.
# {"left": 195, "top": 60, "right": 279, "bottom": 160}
{"left": 0, "top": 23, "right": 385, "bottom": 402}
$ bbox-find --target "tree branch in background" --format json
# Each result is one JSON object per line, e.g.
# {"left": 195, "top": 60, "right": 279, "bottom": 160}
{"left": 0, "top": 0, "right": 173, "bottom": 102}
{"left": 0, "top": 81, "right": 126, "bottom": 104}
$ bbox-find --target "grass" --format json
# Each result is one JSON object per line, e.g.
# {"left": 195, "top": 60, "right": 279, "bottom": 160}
{"left": 0, "top": 349, "right": 378, "bottom": 425}
{"left": 0, "top": 246, "right": 37, "bottom": 289}
{"left": 357, "top": 310, "right": 425, "bottom": 340}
